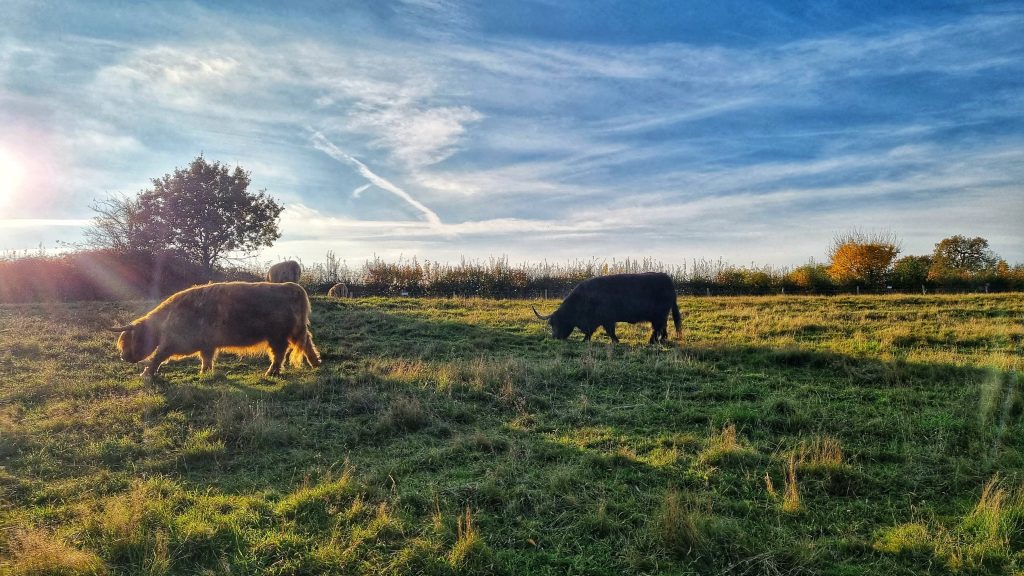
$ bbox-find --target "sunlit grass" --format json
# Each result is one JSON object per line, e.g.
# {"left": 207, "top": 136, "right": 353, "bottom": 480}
{"left": 0, "top": 293, "right": 1022, "bottom": 574}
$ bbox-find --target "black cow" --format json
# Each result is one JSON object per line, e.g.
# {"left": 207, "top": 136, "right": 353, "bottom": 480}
{"left": 532, "top": 272, "right": 681, "bottom": 343}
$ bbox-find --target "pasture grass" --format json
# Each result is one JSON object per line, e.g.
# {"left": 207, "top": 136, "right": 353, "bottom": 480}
{"left": 0, "top": 293, "right": 1023, "bottom": 574}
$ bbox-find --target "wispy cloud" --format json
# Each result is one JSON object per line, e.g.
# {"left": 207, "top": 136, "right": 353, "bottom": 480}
{"left": 311, "top": 132, "right": 443, "bottom": 227}
{"left": 1, "top": 3, "right": 1020, "bottom": 263}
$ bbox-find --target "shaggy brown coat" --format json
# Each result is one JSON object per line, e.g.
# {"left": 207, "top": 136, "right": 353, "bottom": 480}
{"left": 266, "top": 260, "right": 301, "bottom": 283}
{"left": 327, "top": 283, "right": 349, "bottom": 298}
{"left": 114, "top": 281, "right": 321, "bottom": 378}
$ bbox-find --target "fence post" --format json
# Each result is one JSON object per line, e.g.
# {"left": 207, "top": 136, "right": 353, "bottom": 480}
{"left": 706, "top": 287, "right": 710, "bottom": 297}
{"left": 544, "top": 289, "right": 547, "bottom": 300}
{"left": 856, "top": 285, "right": 860, "bottom": 296}
{"left": 922, "top": 284, "right": 926, "bottom": 295}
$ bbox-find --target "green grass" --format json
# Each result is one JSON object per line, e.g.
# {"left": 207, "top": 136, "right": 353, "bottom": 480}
{"left": 1, "top": 293, "right": 1023, "bottom": 575}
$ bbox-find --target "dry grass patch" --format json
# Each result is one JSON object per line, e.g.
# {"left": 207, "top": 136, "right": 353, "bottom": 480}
{"left": 448, "top": 507, "right": 488, "bottom": 568}
{"left": 3, "top": 528, "right": 106, "bottom": 575}
{"left": 697, "top": 423, "right": 754, "bottom": 465}
{"left": 796, "top": 436, "right": 844, "bottom": 472}
{"left": 652, "top": 487, "right": 706, "bottom": 558}
{"left": 875, "top": 476, "right": 1024, "bottom": 571}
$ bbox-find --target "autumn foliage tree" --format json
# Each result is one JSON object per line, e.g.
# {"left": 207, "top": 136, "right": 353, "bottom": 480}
{"left": 826, "top": 231, "right": 901, "bottom": 288}
{"left": 88, "top": 156, "right": 283, "bottom": 271}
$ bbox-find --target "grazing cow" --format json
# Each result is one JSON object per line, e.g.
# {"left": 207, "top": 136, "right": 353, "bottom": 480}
{"left": 327, "top": 283, "right": 349, "bottom": 298}
{"left": 267, "top": 260, "right": 301, "bottom": 283}
{"left": 532, "top": 272, "right": 681, "bottom": 343}
{"left": 112, "top": 281, "right": 321, "bottom": 378}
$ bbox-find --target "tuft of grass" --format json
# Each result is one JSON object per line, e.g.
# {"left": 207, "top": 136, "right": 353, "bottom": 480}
{"left": 796, "top": 435, "right": 844, "bottom": 473}
{"left": 698, "top": 423, "right": 754, "bottom": 464}
{"left": 652, "top": 487, "right": 704, "bottom": 558}
{"left": 179, "top": 427, "right": 225, "bottom": 464}
{"left": 145, "top": 530, "right": 170, "bottom": 576}
{"left": 212, "top": 395, "right": 290, "bottom": 448}
{"left": 448, "top": 507, "right": 488, "bottom": 568}
{"left": 874, "top": 476, "right": 1024, "bottom": 571}
{"left": 275, "top": 464, "right": 356, "bottom": 525}
{"left": 778, "top": 453, "right": 802, "bottom": 510}
{"left": 781, "top": 455, "right": 802, "bottom": 514}
{"left": 874, "top": 522, "right": 932, "bottom": 556}
{"left": 381, "top": 395, "right": 429, "bottom": 432}
{"left": 3, "top": 528, "right": 106, "bottom": 575}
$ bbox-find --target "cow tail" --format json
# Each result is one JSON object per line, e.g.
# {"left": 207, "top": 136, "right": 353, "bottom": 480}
{"left": 671, "top": 300, "right": 682, "bottom": 336}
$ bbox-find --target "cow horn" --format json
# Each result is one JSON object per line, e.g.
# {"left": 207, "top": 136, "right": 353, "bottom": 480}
{"left": 109, "top": 324, "right": 135, "bottom": 332}
{"left": 532, "top": 306, "right": 552, "bottom": 320}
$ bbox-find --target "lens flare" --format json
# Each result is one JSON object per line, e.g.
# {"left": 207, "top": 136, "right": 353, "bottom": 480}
{"left": 0, "top": 148, "right": 24, "bottom": 207}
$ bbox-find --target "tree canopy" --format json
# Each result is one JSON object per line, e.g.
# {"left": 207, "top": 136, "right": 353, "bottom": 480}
{"left": 890, "top": 255, "right": 932, "bottom": 290}
{"left": 928, "top": 235, "right": 999, "bottom": 281}
{"left": 826, "top": 231, "right": 901, "bottom": 288}
{"left": 88, "top": 156, "right": 283, "bottom": 270}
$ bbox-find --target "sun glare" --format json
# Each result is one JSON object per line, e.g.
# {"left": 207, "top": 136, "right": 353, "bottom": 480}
{"left": 0, "top": 148, "right": 24, "bottom": 206}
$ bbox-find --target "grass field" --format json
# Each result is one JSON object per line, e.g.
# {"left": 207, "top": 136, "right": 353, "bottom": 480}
{"left": 1, "top": 294, "right": 1023, "bottom": 575}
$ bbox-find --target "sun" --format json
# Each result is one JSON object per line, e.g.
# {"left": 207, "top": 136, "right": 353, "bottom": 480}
{"left": 0, "top": 148, "right": 24, "bottom": 206}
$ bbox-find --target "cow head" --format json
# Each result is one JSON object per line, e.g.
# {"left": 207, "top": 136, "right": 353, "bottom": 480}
{"left": 532, "top": 306, "right": 574, "bottom": 340}
{"left": 113, "top": 322, "right": 158, "bottom": 363}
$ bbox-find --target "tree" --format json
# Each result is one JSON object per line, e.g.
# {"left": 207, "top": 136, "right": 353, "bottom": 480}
{"left": 826, "top": 230, "right": 901, "bottom": 288}
{"left": 85, "top": 194, "right": 155, "bottom": 253}
{"left": 88, "top": 156, "right": 284, "bottom": 270}
{"left": 785, "top": 262, "right": 833, "bottom": 293}
{"left": 928, "top": 235, "right": 999, "bottom": 282}
{"left": 889, "top": 255, "right": 932, "bottom": 290}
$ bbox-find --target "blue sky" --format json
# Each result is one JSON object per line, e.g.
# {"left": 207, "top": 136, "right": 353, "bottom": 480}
{"left": 1, "top": 0, "right": 1021, "bottom": 267}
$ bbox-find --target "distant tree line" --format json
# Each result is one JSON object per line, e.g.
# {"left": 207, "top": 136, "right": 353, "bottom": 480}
{"left": 0, "top": 249, "right": 260, "bottom": 303}
{"left": 293, "top": 239, "right": 1024, "bottom": 299}
{"left": 823, "top": 231, "right": 1017, "bottom": 293}
{"left": 1, "top": 154, "right": 1022, "bottom": 302}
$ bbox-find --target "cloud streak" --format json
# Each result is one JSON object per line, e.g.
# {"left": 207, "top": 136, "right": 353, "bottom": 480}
{"left": 1, "top": 3, "right": 1020, "bottom": 264}
{"left": 311, "top": 132, "right": 443, "bottom": 228}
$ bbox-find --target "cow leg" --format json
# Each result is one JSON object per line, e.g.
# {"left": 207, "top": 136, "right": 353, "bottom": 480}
{"left": 266, "top": 339, "right": 288, "bottom": 377}
{"left": 300, "top": 332, "right": 321, "bottom": 368}
{"left": 142, "top": 348, "right": 171, "bottom": 379}
{"left": 603, "top": 323, "right": 619, "bottom": 343}
{"left": 651, "top": 319, "right": 668, "bottom": 344}
{"left": 199, "top": 349, "right": 217, "bottom": 373}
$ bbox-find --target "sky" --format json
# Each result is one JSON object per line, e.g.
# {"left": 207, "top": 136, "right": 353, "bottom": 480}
{"left": 0, "top": 0, "right": 1022, "bottom": 268}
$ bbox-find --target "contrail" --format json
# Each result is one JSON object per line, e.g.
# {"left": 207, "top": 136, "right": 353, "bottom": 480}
{"left": 352, "top": 183, "right": 371, "bottom": 198}
{"left": 311, "top": 132, "right": 442, "bottom": 227}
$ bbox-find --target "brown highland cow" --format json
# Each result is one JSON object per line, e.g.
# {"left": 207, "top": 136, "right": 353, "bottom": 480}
{"left": 267, "top": 260, "right": 301, "bottom": 283}
{"left": 113, "top": 281, "right": 321, "bottom": 378}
